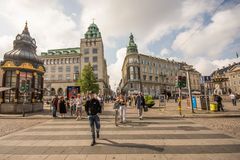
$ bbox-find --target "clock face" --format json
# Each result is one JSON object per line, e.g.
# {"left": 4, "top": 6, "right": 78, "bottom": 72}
{"left": 16, "top": 35, "right": 21, "bottom": 40}
{"left": 32, "top": 39, "right": 36, "bottom": 44}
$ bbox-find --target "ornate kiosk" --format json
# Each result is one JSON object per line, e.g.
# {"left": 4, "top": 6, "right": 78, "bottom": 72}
{"left": 0, "top": 23, "right": 45, "bottom": 113}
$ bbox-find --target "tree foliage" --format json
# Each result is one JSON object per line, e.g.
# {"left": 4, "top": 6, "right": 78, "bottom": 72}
{"left": 76, "top": 63, "right": 99, "bottom": 94}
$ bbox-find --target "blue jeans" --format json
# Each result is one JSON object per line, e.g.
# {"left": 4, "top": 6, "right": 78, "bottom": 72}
{"left": 88, "top": 115, "right": 100, "bottom": 140}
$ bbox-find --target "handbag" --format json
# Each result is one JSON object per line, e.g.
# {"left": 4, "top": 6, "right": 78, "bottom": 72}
{"left": 113, "top": 102, "right": 120, "bottom": 109}
{"left": 143, "top": 105, "right": 148, "bottom": 112}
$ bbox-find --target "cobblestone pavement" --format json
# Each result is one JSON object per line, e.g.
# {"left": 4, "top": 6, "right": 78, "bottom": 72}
{"left": 0, "top": 104, "right": 240, "bottom": 159}
{"left": 0, "top": 119, "right": 48, "bottom": 137}
{"left": 188, "top": 117, "right": 240, "bottom": 139}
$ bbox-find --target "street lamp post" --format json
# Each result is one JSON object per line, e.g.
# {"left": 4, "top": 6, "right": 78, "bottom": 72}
{"left": 184, "top": 66, "right": 195, "bottom": 113}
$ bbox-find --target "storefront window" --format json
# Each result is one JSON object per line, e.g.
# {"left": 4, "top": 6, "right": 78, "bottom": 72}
{"left": 18, "top": 71, "right": 32, "bottom": 103}
{"left": 4, "top": 71, "right": 16, "bottom": 103}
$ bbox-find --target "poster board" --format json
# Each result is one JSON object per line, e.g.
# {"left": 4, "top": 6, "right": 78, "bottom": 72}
{"left": 67, "top": 86, "right": 80, "bottom": 99}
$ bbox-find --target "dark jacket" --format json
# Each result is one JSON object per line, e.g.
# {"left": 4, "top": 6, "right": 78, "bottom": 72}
{"left": 85, "top": 98, "right": 102, "bottom": 115}
{"left": 135, "top": 95, "right": 145, "bottom": 109}
{"left": 52, "top": 98, "right": 59, "bottom": 108}
{"left": 214, "top": 95, "right": 222, "bottom": 104}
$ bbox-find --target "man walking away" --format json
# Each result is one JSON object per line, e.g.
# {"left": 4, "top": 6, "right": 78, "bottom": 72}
{"left": 85, "top": 92, "right": 102, "bottom": 146}
{"left": 51, "top": 95, "right": 58, "bottom": 118}
{"left": 215, "top": 94, "right": 224, "bottom": 112}
{"left": 135, "top": 92, "right": 145, "bottom": 120}
{"left": 230, "top": 93, "right": 237, "bottom": 107}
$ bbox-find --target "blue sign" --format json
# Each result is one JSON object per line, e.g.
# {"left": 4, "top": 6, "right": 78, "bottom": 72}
{"left": 192, "top": 96, "right": 197, "bottom": 109}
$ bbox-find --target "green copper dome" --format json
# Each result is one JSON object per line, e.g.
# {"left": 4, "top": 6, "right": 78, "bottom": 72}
{"left": 84, "top": 22, "right": 101, "bottom": 39}
{"left": 127, "top": 33, "right": 138, "bottom": 54}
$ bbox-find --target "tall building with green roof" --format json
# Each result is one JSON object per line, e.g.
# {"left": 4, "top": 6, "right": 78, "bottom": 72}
{"left": 81, "top": 22, "right": 110, "bottom": 96}
{"left": 40, "top": 22, "right": 110, "bottom": 97}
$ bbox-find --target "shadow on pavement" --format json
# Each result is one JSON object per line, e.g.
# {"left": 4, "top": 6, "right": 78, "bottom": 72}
{"left": 97, "top": 138, "right": 164, "bottom": 153}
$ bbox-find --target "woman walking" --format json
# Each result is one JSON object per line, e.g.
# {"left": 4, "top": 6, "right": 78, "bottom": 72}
{"left": 76, "top": 94, "right": 83, "bottom": 120}
{"left": 58, "top": 96, "right": 67, "bottom": 118}
{"left": 116, "top": 93, "right": 127, "bottom": 123}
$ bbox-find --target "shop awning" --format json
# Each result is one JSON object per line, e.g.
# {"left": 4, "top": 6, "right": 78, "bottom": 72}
{"left": 0, "top": 87, "right": 14, "bottom": 92}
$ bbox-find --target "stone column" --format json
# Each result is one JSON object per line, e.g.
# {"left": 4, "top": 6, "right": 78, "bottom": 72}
{"left": 31, "top": 72, "right": 36, "bottom": 103}
{"left": 15, "top": 70, "right": 20, "bottom": 103}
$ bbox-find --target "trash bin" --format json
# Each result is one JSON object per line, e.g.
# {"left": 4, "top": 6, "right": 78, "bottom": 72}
{"left": 210, "top": 103, "right": 217, "bottom": 112}
{"left": 200, "top": 95, "right": 209, "bottom": 110}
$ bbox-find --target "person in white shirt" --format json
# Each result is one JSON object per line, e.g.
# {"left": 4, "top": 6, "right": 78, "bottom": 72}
{"left": 230, "top": 93, "right": 237, "bottom": 106}
{"left": 75, "top": 94, "right": 83, "bottom": 120}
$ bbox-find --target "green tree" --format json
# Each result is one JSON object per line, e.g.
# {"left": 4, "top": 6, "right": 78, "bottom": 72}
{"left": 76, "top": 63, "right": 99, "bottom": 94}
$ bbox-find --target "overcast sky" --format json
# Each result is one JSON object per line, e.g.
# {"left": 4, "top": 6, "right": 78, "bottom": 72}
{"left": 0, "top": 0, "right": 239, "bottom": 90}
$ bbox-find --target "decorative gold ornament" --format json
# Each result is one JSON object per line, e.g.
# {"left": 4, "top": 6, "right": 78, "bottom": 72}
{"left": 2, "top": 61, "right": 16, "bottom": 68}
{"left": 20, "top": 63, "right": 34, "bottom": 70}
{"left": 37, "top": 66, "right": 45, "bottom": 72}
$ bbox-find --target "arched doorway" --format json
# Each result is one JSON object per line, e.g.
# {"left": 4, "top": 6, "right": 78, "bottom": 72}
{"left": 57, "top": 88, "right": 64, "bottom": 96}
{"left": 51, "top": 88, "right": 56, "bottom": 96}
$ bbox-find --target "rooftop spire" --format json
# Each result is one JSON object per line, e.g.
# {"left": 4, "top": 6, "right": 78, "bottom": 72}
{"left": 22, "top": 21, "right": 30, "bottom": 35}
{"left": 127, "top": 33, "right": 138, "bottom": 54}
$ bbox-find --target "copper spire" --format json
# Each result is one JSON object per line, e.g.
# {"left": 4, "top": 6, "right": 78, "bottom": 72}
{"left": 22, "top": 21, "right": 30, "bottom": 35}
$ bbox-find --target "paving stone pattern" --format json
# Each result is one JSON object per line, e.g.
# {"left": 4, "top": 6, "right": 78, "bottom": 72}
{"left": 0, "top": 108, "right": 240, "bottom": 159}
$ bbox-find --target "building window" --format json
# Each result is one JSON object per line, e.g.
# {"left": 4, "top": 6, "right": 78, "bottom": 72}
{"left": 74, "top": 65, "right": 79, "bottom": 72}
{"left": 66, "top": 74, "right": 70, "bottom": 80}
{"left": 130, "top": 83, "right": 133, "bottom": 88}
{"left": 92, "top": 48, "right": 98, "bottom": 54}
{"left": 149, "top": 76, "right": 152, "bottom": 81}
{"left": 84, "top": 48, "right": 89, "bottom": 54}
{"left": 130, "top": 66, "right": 134, "bottom": 72}
{"left": 58, "top": 75, "right": 63, "bottom": 80}
{"left": 65, "top": 58, "right": 69, "bottom": 64}
{"left": 4, "top": 71, "right": 16, "bottom": 103}
{"left": 51, "top": 75, "right": 55, "bottom": 80}
{"left": 94, "top": 73, "right": 98, "bottom": 80}
{"left": 143, "top": 75, "right": 146, "bottom": 80}
{"left": 155, "top": 76, "right": 158, "bottom": 82}
{"left": 66, "top": 66, "right": 71, "bottom": 72}
{"left": 130, "top": 74, "right": 134, "bottom": 80}
{"left": 93, "top": 65, "right": 98, "bottom": 71}
{"left": 58, "top": 66, "right": 63, "bottom": 72}
{"left": 84, "top": 57, "right": 89, "bottom": 63}
{"left": 51, "top": 66, "right": 56, "bottom": 72}
{"left": 93, "top": 56, "right": 98, "bottom": 62}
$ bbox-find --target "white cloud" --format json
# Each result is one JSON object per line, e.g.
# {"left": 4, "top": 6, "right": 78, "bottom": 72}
{"left": 79, "top": 0, "right": 220, "bottom": 49}
{"left": 172, "top": 4, "right": 240, "bottom": 57}
{"left": 160, "top": 48, "right": 171, "bottom": 57}
{"left": 0, "top": 0, "right": 79, "bottom": 58}
{"left": 0, "top": 35, "right": 13, "bottom": 59}
{"left": 107, "top": 48, "right": 126, "bottom": 91}
{"left": 187, "top": 57, "right": 239, "bottom": 76}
